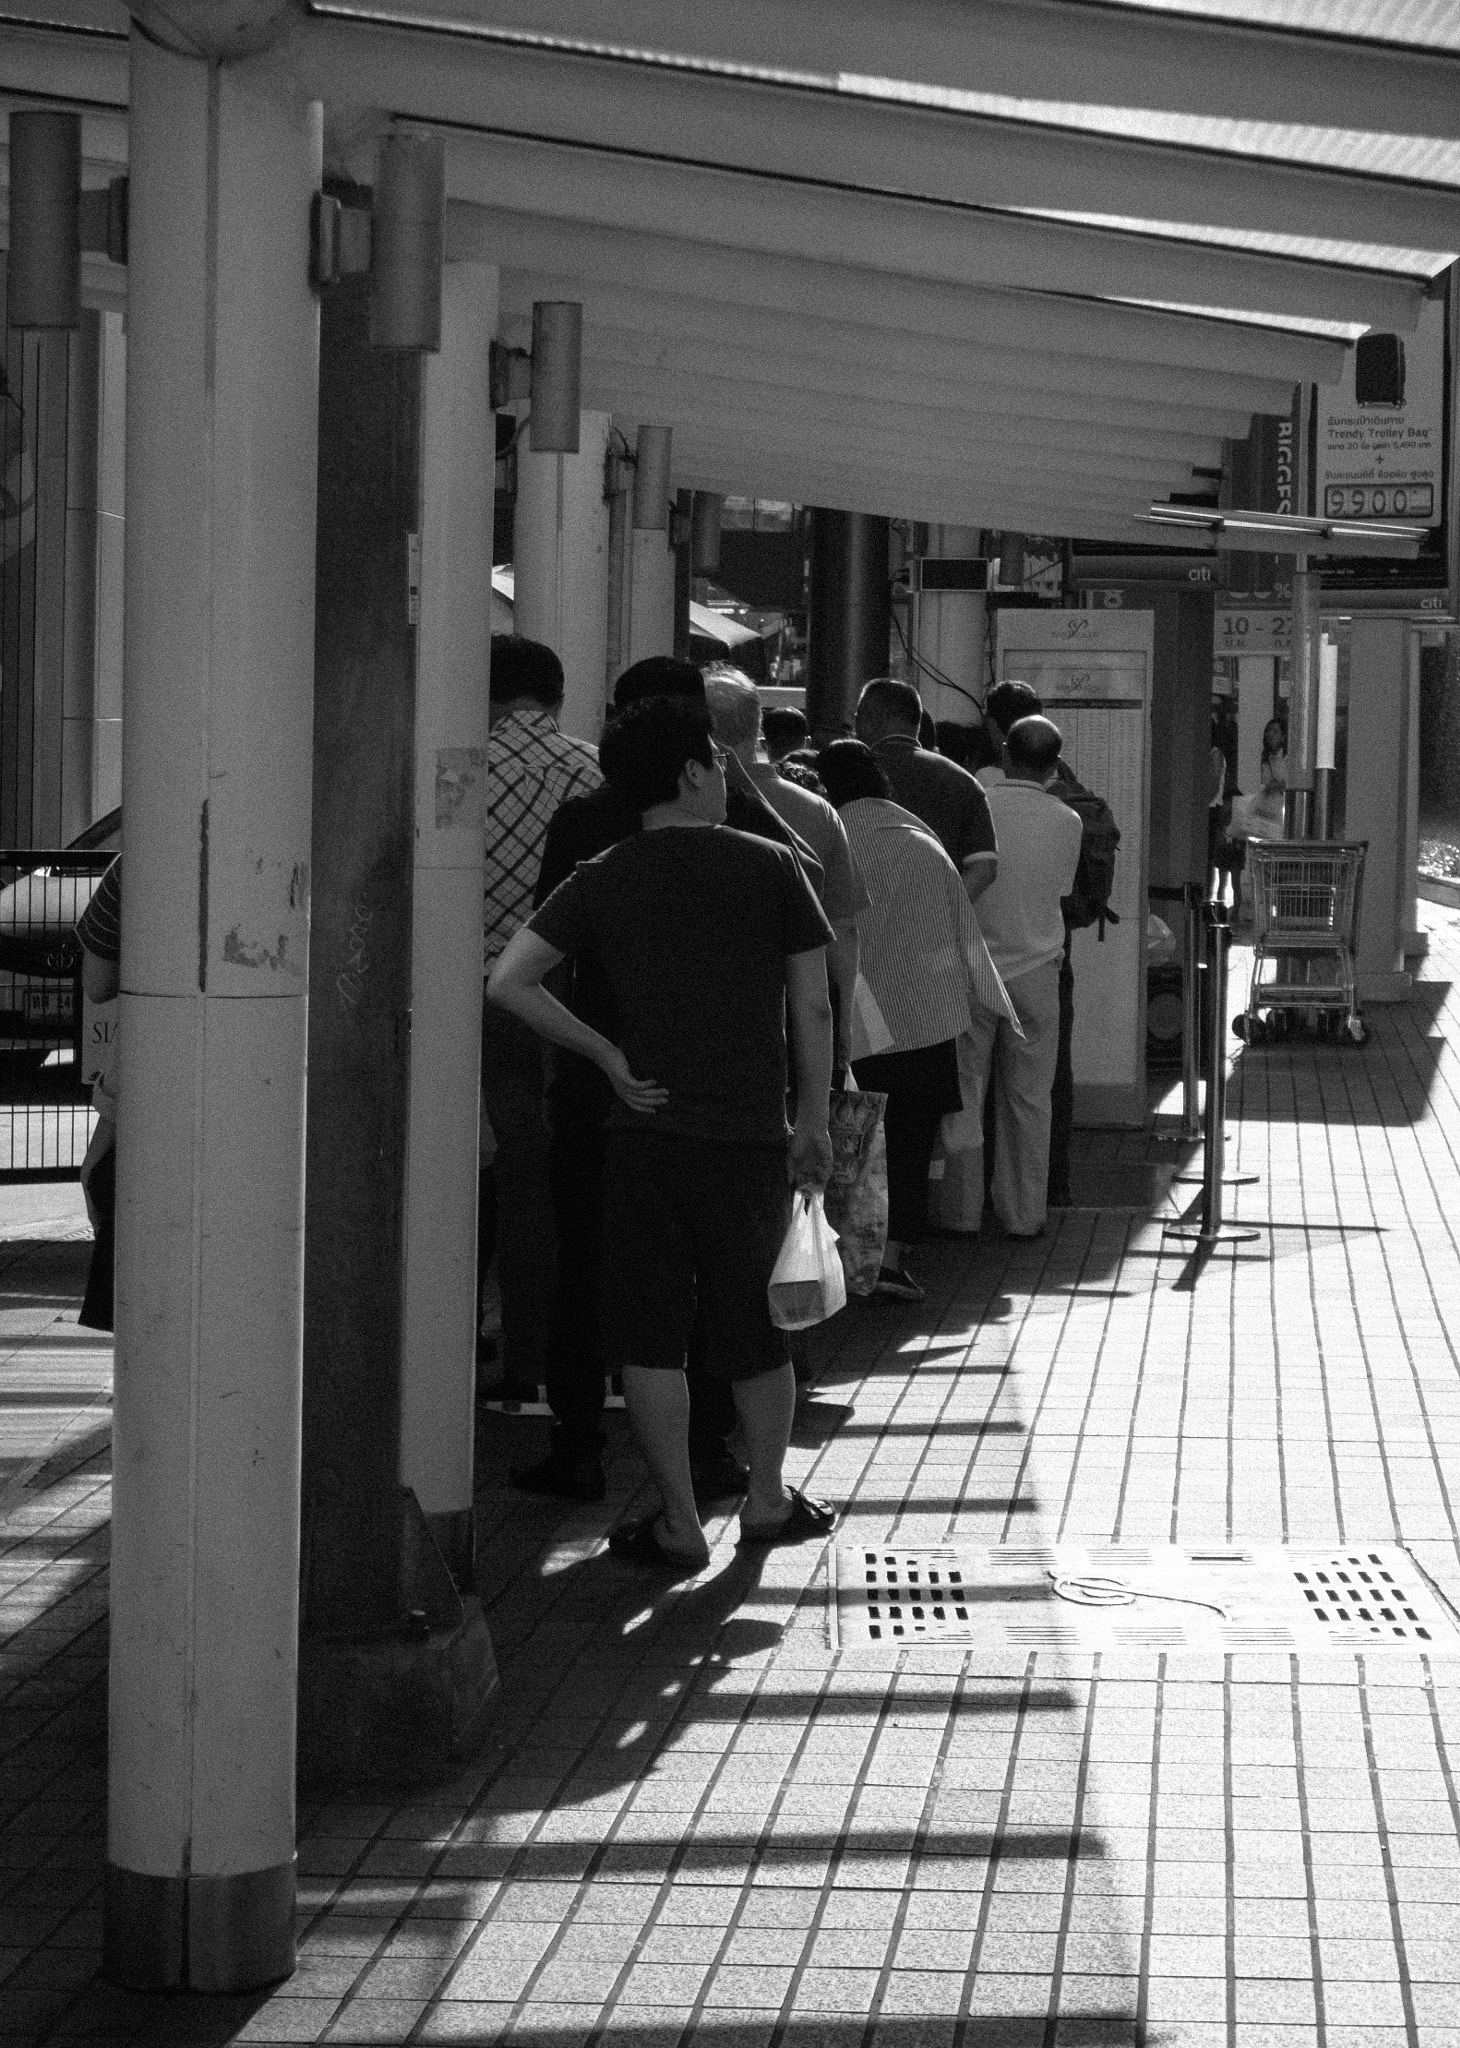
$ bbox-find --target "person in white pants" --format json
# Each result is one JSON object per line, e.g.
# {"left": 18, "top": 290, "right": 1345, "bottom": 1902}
{"left": 966, "top": 718, "right": 1083, "bottom": 1239}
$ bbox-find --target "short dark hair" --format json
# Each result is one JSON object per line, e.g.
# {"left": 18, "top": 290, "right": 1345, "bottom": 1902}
{"left": 490, "top": 634, "right": 564, "bottom": 707}
{"left": 816, "top": 738, "right": 892, "bottom": 809}
{"left": 613, "top": 656, "right": 706, "bottom": 710}
{"left": 986, "top": 680, "right": 1042, "bottom": 733}
{"left": 599, "top": 697, "right": 715, "bottom": 811}
{"left": 856, "top": 677, "right": 923, "bottom": 738}
{"left": 939, "top": 720, "right": 1001, "bottom": 775}
{"left": 762, "top": 706, "right": 809, "bottom": 760}
{"left": 1005, "top": 714, "right": 1063, "bottom": 780}
{"left": 776, "top": 759, "right": 828, "bottom": 797}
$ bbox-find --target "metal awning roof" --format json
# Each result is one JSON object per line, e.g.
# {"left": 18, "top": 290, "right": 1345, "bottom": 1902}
{"left": 3, "top": 0, "right": 1460, "bottom": 542}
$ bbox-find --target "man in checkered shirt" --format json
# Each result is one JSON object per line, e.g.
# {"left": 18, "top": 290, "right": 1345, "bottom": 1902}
{"left": 481, "top": 635, "right": 602, "bottom": 1397}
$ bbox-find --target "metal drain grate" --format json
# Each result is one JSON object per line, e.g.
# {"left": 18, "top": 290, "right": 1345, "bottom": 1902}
{"left": 854, "top": 1550, "right": 972, "bottom": 1640}
{"left": 1292, "top": 1551, "right": 1445, "bottom": 1645}
{"left": 831, "top": 1543, "right": 1460, "bottom": 1653}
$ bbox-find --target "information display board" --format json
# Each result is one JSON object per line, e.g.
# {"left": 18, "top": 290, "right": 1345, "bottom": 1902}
{"left": 994, "top": 610, "right": 1153, "bottom": 1125}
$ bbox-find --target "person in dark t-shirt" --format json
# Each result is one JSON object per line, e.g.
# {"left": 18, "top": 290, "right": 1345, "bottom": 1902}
{"left": 489, "top": 696, "right": 839, "bottom": 1573}
{"left": 855, "top": 677, "right": 998, "bottom": 902}
{"left": 519, "top": 658, "right": 821, "bottom": 1509}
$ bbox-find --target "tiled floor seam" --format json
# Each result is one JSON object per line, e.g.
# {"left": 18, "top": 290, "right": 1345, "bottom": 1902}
{"left": 1355, "top": 1657, "right": 1422, "bottom": 2046}
{"left": 1290, "top": 1659, "right": 1332, "bottom": 2048}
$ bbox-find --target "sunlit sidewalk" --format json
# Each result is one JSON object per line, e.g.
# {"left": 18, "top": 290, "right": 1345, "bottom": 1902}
{"left": 3, "top": 911, "right": 1460, "bottom": 2046}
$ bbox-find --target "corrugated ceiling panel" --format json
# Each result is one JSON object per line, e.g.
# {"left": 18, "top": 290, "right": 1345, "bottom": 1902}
{"left": 1073, "top": 0, "right": 1460, "bottom": 52}
{"left": 848, "top": 79, "right": 1460, "bottom": 188}
{"left": 1019, "top": 210, "right": 1452, "bottom": 279}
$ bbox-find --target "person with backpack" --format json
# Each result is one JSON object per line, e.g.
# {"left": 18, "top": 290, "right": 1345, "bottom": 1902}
{"left": 968, "top": 717, "right": 1084, "bottom": 1238}
{"left": 984, "top": 682, "right": 1120, "bottom": 1208}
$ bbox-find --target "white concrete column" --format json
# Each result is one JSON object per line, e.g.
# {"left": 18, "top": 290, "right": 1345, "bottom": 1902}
{"left": 92, "top": 310, "right": 126, "bottom": 817}
{"left": 513, "top": 408, "right": 611, "bottom": 742}
{"left": 31, "top": 330, "right": 69, "bottom": 845}
{"left": 1345, "top": 617, "right": 1413, "bottom": 1001}
{"left": 1400, "top": 626, "right": 1423, "bottom": 955}
{"left": 1235, "top": 654, "right": 1273, "bottom": 795}
{"left": 400, "top": 259, "right": 497, "bottom": 1580}
{"left": 60, "top": 312, "right": 99, "bottom": 843}
{"left": 627, "top": 523, "right": 675, "bottom": 665}
{"left": 914, "top": 522, "right": 987, "bottom": 723}
{"left": 106, "top": 30, "right": 320, "bottom": 1992}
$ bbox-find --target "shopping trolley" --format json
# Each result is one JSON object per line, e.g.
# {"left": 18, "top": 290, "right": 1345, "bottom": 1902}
{"left": 1234, "top": 839, "right": 1368, "bottom": 1046}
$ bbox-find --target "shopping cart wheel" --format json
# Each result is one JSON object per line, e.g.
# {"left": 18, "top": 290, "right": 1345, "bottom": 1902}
{"left": 1345, "top": 1017, "right": 1369, "bottom": 1047}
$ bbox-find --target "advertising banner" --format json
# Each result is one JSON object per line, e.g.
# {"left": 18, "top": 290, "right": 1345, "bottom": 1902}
{"left": 1317, "top": 296, "right": 1445, "bottom": 527}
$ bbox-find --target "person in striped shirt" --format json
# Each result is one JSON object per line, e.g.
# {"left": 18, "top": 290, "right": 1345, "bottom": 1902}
{"left": 480, "top": 637, "right": 603, "bottom": 1400}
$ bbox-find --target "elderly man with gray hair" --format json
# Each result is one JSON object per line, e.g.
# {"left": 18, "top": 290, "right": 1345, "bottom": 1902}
{"left": 703, "top": 665, "right": 869, "bottom": 1077}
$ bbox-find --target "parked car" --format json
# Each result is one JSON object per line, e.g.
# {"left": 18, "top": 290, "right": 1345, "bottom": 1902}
{"left": 0, "top": 809, "right": 121, "bottom": 1061}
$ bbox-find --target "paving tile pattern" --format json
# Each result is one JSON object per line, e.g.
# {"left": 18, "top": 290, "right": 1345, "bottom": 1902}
{"left": 2, "top": 919, "right": 1460, "bottom": 2044}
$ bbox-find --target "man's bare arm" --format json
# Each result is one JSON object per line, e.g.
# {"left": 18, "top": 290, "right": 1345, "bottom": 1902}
{"left": 962, "top": 852, "right": 997, "bottom": 905}
{"left": 786, "top": 947, "right": 834, "bottom": 1189}
{"left": 487, "top": 928, "right": 668, "bottom": 1115}
{"left": 830, "top": 922, "right": 859, "bottom": 1068}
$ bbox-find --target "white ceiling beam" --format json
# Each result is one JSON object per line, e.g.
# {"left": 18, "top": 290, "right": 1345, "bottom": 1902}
{"left": 579, "top": 372, "right": 1223, "bottom": 468}
{"left": 593, "top": 393, "right": 1220, "bottom": 489}
{"left": 671, "top": 456, "right": 1164, "bottom": 546}
{"left": 612, "top": 421, "right": 1209, "bottom": 504}
{"left": 667, "top": 436, "right": 1186, "bottom": 509}
{"left": 333, "top": 0, "right": 1460, "bottom": 145}
{"left": 529, "top": 323, "right": 1257, "bottom": 442}
{"left": 0, "top": 23, "right": 128, "bottom": 111}
{"left": 295, "top": 19, "right": 1460, "bottom": 262}
{"left": 21, "top": 11, "right": 1460, "bottom": 253}
{"left": 497, "top": 276, "right": 1300, "bottom": 419}
{"left": 439, "top": 134, "right": 1424, "bottom": 337}
{"left": 665, "top": 416, "right": 1193, "bottom": 503}
{"left": 456, "top": 210, "right": 1348, "bottom": 387}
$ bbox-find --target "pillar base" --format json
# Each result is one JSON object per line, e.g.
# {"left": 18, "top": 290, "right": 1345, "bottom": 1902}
{"left": 103, "top": 1857, "right": 296, "bottom": 1993}
{"left": 424, "top": 1506, "right": 475, "bottom": 1591}
{"left": 297, "top": 1594, "right": 498, "bottom": 1791}
{"left": 1358, "top": 970, "right": 1414, "bottom": 1003}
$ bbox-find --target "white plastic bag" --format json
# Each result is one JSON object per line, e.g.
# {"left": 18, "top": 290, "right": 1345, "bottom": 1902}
{"left": 767, "top": 1190, "right": 848, "bottom": 1330}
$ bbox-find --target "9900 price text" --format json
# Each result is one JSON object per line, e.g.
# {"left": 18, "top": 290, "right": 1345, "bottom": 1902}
{"left": 1323, "top": 483, "right": 1434, "bottom": 521}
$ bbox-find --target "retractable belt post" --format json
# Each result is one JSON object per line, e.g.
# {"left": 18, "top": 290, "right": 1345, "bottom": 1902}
{"left": 1163, "top": 898, "right": 1261, "bottom": 1253}
{"left": 1181, "top": 881, "right": 1203, "bottom": 1142}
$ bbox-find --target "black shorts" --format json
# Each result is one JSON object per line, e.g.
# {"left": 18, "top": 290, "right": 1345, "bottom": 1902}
{"left": 600, "top": 1131, "right": 790, "bottom": 1382}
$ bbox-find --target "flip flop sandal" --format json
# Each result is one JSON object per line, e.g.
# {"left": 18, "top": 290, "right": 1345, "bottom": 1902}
{"left": 606, "top": 1513, "right": 709, "bottom": 1576}
{"left": 739, "top": 1486, "right": 838, "bottom": 1548}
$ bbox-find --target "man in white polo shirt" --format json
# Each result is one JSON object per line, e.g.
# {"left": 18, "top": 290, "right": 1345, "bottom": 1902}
{"left": 967, "top": 716, "right": 1083, "bottom": 1239}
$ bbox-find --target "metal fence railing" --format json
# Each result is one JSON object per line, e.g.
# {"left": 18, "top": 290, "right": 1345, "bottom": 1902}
{"left": 0, "top": 849, "right": 115, "bottom": 1181}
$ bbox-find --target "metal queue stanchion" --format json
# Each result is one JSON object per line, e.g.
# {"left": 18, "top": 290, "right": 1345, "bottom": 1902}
{"left": 1151, "top": 882, "right": 1203, "bottom": 1144}
{"left": 1163, "top": 899, "right": 1261, "bottom": 1251}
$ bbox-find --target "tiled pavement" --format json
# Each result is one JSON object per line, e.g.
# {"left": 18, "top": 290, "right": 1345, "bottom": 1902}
{"left": 5, "top": 914, "right": 1460, "bottom": 2046}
